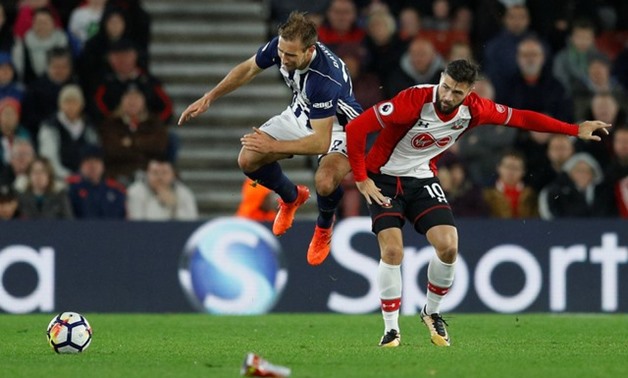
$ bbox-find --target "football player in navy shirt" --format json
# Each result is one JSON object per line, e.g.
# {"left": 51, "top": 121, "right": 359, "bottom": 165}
{"left": 179, "top": 12, "right": 362, "bottom": 266}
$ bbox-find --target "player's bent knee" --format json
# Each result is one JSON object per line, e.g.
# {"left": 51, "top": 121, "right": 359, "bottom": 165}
{"left": 314, "top": 175, "right": 338, "bottom": 196}
{"left": 237, "top": 152, "right": 259, "bottom": 173}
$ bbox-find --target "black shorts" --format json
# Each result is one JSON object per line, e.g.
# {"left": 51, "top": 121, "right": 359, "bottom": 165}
{"left": 367, "top": 172, "right": 456, "bottom": 235}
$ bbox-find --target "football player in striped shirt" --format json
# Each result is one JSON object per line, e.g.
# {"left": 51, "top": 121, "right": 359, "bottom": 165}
{"left": 179, "top": 12, "right": 362, "bottom": 265}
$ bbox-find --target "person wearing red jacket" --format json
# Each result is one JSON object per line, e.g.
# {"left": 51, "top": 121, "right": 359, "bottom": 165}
{"left": 345, "top": 59, "right": 611, "bottom": 348}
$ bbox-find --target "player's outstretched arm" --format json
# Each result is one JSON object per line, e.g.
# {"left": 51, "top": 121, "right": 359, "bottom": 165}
{"left": 178, "top": 55, "right": 263, "bottom": 126}
{"left": 578, "top": 120, "right": 612, "bottom": 141}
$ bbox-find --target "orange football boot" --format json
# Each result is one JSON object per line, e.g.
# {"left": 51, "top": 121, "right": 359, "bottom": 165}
{"left": 272, "top": 185, "right": 310, "bottom": 236}
{"left": 307, "top": 221, "right": 334, "bottom": 266}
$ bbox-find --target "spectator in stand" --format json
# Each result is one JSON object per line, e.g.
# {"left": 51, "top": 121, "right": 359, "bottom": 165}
{"left": 483, "top": 4, "right": 535, "bottom": 100}
{"left": 578, "top": 92, "right": 625, "bottom": 167}
{"left": 553, "top": 19, "right": 607, "bottom": 97}
{"left": 0, "top": 184, "right": 21, "bottom": 220}
{"left": 20, "top": 47, "right": 75, "bottom": 139}
{"left": 0, "top": 3, "right": 15, "bottom": 52}
{"left": 99, "top": 86, "right": 169, "bottom": 185}
{"left": 236, "top": 177, "right": 277, "bottom": 222}
{"left": 605, "top": 125, "right": 628, "bottom": 217}
{"left": 18, "top": 156, "right": 73, "bottom": 219}
{"left": 451, "top": 5, "right": 473, "bottom": 36}
{"left": 11, "top": 7, "right": 68, "bottom": 85}
{"left": 498, "top": 36, "right": 573, "bottom": 122}
{"left": 12, "top": 0, "right": 62, "bottom": 39}
{"left": 68, "top": 0, "right": 107, "bottom": 52}
{"left": 525, "top": 134, "right": 576, "bottom": 193}
{"left": 0, "top": 97, "right": 31, "bottom": 167}
{"left": 483, "top": 150, "right": 539, "bottom": 219}
{"left": 91, "top": 38, "right": 172, "bottom": 124}
{"left": 362, "top": 8, "right": 405, "bottom": 84}
{"left": 106, "top": 0, "right": 151, "bottom": 54}
{"left": 397, "top": 6, "right": 421, "bottom": 43}
{"left": 78, "top": 7, "right": 143, "bottom": 97}
{"left": 0, "top": 138, "right": 35, "bottom": 192}
{"left": 0, "top": 52, "right": 24, "bottom": 101}
{"left": 573, "top": 56, "right": 626, "bottom": 121}
{"left": 538, "top": 152, "right": 615, "bottom": 219}
{"left": 67, "top": 145, "right": 126, "bottom": 219}
{"left": 422, "top": 0, "right": 451, "bottom": 31}
{"left": 317, "top": 0, "right": 365, "bottom": 52}
{"left": 456, "top": 77, "right": 517, "bottom": 186}
{"left": 384, "top": 38, "right": 444, "bottom": 98}
{"left": 38, "top": 84, "right": 100, "bottom": 180}
{"left": 127, "top": 157, "right": 198, "bottom": 221}
{"left": 438, "top": 153, "right": 489, "bottom": 217}
{"left": 420, "top": 0, "right": 469, "bottom": 59}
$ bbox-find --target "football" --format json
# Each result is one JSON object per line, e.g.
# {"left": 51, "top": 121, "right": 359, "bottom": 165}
{"left": 46, "top": 312, "right": 92, "bottom": 353}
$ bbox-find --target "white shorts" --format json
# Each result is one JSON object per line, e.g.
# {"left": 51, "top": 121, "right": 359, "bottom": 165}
{"left": 259, "top": 108, "right": 348, "bottom": 157}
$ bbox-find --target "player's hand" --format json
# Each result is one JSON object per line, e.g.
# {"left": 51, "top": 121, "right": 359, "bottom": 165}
{"left": 241, "top": 127, "right": 276, "bottom": 153}
{"left": 355, "top": 178, "right": 390, "bottom": 207}
{"left": 178, "top": 94, "right": 211, "bottom": 126}
{"left": 578, "top": 120, "right": 611, "bottom": 142}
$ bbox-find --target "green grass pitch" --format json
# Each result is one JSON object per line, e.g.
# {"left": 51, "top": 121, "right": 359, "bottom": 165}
{"left": 2, "top": 313, "right": 627, "bottom": 377}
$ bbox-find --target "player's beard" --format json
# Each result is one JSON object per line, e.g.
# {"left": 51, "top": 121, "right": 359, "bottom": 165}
{"left": 435, "top": 92, "right": 462, "bottom": 114}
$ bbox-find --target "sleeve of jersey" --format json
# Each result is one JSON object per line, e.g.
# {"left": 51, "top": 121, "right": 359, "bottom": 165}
{"left": 254, "top": 37, "right": 279, "bottom": 69}
{"left": 506, "top": 109, "right": 579, "bottom": 136}
{"left": 346, "top": 107, "right": 383, "bottom": 182}
{"left": 473, "top": 96, "right": 579, "bottom": 136}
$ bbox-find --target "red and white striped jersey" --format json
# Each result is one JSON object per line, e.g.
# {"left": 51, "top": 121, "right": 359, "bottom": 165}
{"left": 347, "top": 84, "right": 578, "bottom": 181}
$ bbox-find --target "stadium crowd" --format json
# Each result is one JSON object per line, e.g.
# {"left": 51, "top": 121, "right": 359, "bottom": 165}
{"left": 0, "top": 0, "right": 197, "bottom": 220}
{"left": 0, "top": 0, "right": 627, "bottom": 221}
{"left": 270, "top": 0, "right": 628, "bottom": 219}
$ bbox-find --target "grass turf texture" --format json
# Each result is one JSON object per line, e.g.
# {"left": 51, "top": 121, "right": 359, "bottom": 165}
{"left": 2, "top": 313, "right": 627, "bottom": 377}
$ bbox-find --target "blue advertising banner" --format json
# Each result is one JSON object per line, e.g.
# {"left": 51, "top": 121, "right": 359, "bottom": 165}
{"left": 0, "top": 218, "right": 626, "bottom": 314}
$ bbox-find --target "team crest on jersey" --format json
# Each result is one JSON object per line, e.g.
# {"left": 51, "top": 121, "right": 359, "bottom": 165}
{"left": 451, "top": 118, "right": 469, "bottom": 130}
{"left": 411, "top": 133, "right": 452, "bottom": 149}
{"left": 378, "top": 102, "right": 394, "bottom": 116}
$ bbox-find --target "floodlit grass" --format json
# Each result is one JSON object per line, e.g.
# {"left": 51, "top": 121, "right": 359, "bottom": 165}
{"left": 2, "top": 313, "right": 627, "bottom": 377}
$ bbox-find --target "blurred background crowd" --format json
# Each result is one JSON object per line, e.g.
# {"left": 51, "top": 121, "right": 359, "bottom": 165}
{"left": 0, "top": 0, "right": 626, "bottom": 222}
{"left": 0, "top": 0, "right": 199, "bottom": 221}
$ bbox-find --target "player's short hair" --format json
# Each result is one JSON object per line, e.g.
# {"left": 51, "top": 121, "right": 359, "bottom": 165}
{"left": 443, "top": 59, "right": 479, "bottom": 85}
{"left": 278, "top": 11, "right": 318, "bottom": 49}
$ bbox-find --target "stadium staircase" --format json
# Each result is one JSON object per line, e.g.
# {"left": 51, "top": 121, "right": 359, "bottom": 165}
{"left": 143, "top": 0, "right": 317, "bottom": 218}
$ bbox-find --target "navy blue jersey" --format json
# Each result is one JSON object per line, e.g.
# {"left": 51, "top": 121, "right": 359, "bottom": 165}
{"left": 255, "top": 37, "right": 362, "bottom": 131}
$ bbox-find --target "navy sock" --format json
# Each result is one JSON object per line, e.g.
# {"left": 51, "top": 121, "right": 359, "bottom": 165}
{"left": 245, "top": 162, "right": 297, "bottom": 203}
{"left": 316, "top": 186, "right": 344, "bottom": 228}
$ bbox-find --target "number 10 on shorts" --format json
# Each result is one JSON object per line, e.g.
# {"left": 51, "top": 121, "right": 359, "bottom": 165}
{"left": 424, "top": 183, "right": 447, "bottom": 203}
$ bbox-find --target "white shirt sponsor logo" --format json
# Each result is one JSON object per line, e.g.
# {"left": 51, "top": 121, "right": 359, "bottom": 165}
{"left": 313, "top": 100, "right": 334, "bottom": 109}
